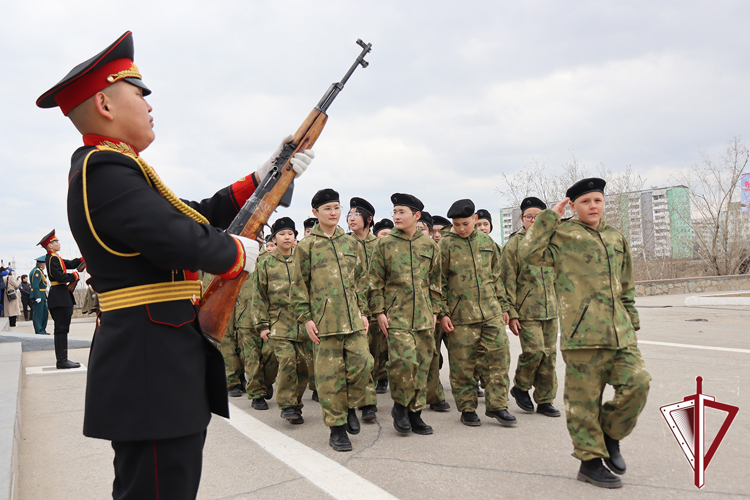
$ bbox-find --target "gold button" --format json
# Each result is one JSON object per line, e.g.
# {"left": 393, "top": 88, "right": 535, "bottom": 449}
{"left": 107, "top": 76, "right": 115, "bottom": 83}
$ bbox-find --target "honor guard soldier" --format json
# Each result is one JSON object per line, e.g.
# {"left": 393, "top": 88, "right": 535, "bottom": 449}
{"left": 39, "top": 230, "right": 83, "bottom": 368}
{"left": 36, "top": 31, "right": 313, "bottom": 499}
{"left": 439, "top": 199, "right": 515, "bottom": 427}
{"left": 291, "top": 189, "right": 373, "bottom": 452}
{"left": 520, "top": 178, "right": 650, "bottom": 489}
{"left": 29, "top": 256, "right": 49, "bottom": 335}
{"left": 368, "top": 193, "right": 443, "bottom": 436}
{"left": 501, "top": 197, "right": 561, "bottom": 417}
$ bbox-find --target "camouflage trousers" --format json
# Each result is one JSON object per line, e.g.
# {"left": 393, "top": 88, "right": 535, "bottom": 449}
{"left": 425, "top": 325, "right": 447, "bottom": 404}
{"left": 270, "top": 338, "right": 310, "bottom": 410}
{"left": 219, "top": 321, "right": 244, "bottom": 389}
{"left": 514, "top": 318, "right": 558, "bottom": 404}
{"left": 238, "top": 327, "right": 279, "bottom": 399}
{"left": 474, "top": 344, "right": 487, "bottom": 389}
{"left": 562, "top": 346, "right": 651, "bottom": 461}
{"left": 446, "top": 316, "right": 510, "bottom": 412}
{"left": 386, "top": 329, "right": 434, "bottom": 412}
{"left": 363, "top": 319, "right": 386, "bottom": 407}
{"left": 313, "top": 331, "right": 373, "bottom": 427}
{"left": 304, "top": 339, "right": 316, "bottom": 391}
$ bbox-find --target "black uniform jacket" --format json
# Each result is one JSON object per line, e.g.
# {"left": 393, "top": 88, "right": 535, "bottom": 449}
{"left": 45, "top": 252, "right": 82, "bottom": 309}
{"left": 68, "top": 140, "right": 254, "bottom": 442}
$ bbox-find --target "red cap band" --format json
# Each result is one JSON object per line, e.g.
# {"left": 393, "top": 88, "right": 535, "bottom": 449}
{"left": 54, "top": 58, "right": 139, "bottom": 115}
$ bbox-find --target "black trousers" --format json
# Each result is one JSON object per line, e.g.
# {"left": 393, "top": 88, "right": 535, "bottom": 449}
{"left": 112, "top": 431, "right": 206, "bottom": 500}
{"left": 21, "top": 296, "right": 31, "bottom": 320}
{"left": 49, "top": 306, "right": 73, "bottom": 336}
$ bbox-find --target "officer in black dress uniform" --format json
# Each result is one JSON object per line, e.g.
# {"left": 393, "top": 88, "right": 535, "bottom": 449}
{"left": 39, "top": 229, "right": 83, "bottom": 368}
{"left": 36, "top": 31, "right": 314, "bottom": 499}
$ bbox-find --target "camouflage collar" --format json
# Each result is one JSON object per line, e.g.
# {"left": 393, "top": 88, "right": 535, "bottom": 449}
{"left": 388, "top": 227, "right": 424, "bottom": 241}
{"left": 569, "top": 215, "right": 607, "bottom": 232}
{"left": 271, "top": 248, "right": 294, "bottom": 262}
{"left": 351, "top": 230, "right": 376, "bottom": 243}
{"left": 445, "top": 227, "right": 479, "bottom": 240}
{"left": 311, "top": 224, "right": 346, "bottom": 239}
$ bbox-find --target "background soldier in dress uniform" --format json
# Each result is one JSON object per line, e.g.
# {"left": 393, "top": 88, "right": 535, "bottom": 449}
{"left": 252, "top": 217, "right": 307, "bottom": 423}
{"left": 40, "top": 230, "right": 83, "bottom": 369}
{"left": 501, "top": 197, "right": 561, "bottom": 418}
{"left": 439, "top": 199, "right": 515, "bottom": 427}
{"left": 36, "top": 31, "right": 313, "bottom": 499}
{"left": 368, "top": 193, "right": 442, "bottom": 436}
{"left": 520, "top": 178, "right": 651, "bottom": 489}
{"left": 29, "top": 256, "right": 49, "bottom": 335}
{"left": 291, "top": 189, "right": 373, "bottom": 452}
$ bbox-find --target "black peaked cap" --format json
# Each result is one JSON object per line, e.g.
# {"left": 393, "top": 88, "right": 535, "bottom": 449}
{"left": 447, "top": 199, "right": 475, "bottom": 219}
{"left": 390, "top": 193, "right": 424, "bottom": 211}
{"left": 566, "top": 178, "right": 606, "bottom": 202}
{"left": 311, "top": 188, "right": 340, "bottom": 209}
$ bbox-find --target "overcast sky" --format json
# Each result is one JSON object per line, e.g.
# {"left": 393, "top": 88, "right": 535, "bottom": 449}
{"left": 2, "top": 0, "right": 750, "bottom": 276}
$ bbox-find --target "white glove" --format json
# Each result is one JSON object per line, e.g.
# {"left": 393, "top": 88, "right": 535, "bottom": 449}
{"left": 256, "top": 135, "right": 315, "bottom": 180}
{"left": 233, "top": 235, "right": 261, "bottom": 274}
{"left": 36, "top": 298, "right": 42, "bottom": 303}
{"left": 257, "top": 135, "right": 294, "bottom": 181}
{"left": 290, "top": 149, "right": 314, "bottom": 178}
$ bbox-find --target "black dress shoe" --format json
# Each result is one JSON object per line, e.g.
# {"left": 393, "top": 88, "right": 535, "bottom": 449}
{"left": 536, "top": 403, "right": 561, "bottom": 417}
{"left": 252, "top": 398, "right": 269, "bottom": 410}
{"left": 376, "top": 379, "right": 389, "bottom": 394}
{"left": 391, "top": 403, "right": 411, "bottom": 434}
{"left": 408, "top": 410, "right": 433, "bottom": 435}
{"left": 510, "top": 386, "right": 534, "bottom": 413}
{"left": 429, "top": 400, "right": 451, "bottom": 412}
{"left": 577, "top": 458, "right": 622, "bottom": 488}
{"left": 280, "top": 407, "right": 298, "bottom": 420}
{"left": 460, "top": 411, "right": 482, "bottom": 427}
{"left": 346, "top": 408, "right": 361, "bottom": 435}
{"left": 360, "top": 405, "right": 377, "bottom": 421}
{"left": 603, "top": 433, "right": 626, "bottom": 474}
{"left": 289, "top": 410, "right": 304, "bottom": 425}
{"left": 311, "top": 390, "right": 319, "bottom": 402}
{"left": 265, "top": 385, "right": 274, "bottom": 400}
{"left": 56, "top": 359, "right": 81, "bottom": 369}
{"left": 329, "top": 425, "right": 352, "bottom": 452}
{"left": 485, "top": 409, "right": 517, "bottom": 427}
{"left": 228, "top": 386, "right": 242, "bottom": 398}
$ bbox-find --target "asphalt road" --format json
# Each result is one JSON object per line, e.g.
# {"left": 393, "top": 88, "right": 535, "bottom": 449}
{"left": 14, "top": 294, "right": 750, "bottom": 499}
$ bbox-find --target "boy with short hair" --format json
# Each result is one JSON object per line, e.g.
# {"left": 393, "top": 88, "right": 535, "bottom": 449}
{"left": 520, "top": 178, "right": 650, "bottom": 489}
{"left": 291, "top": 189, "right": 372, "bottom": 452}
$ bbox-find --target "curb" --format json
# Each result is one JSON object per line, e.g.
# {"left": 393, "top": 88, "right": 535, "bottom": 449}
{"left": 684, "top": 295, "right": 750, "bottom": 306}
{"left": 0, "top": 342, "right": 21, "bottom": 500}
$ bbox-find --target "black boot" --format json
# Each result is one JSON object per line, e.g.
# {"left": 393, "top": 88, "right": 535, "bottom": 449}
{"left": 376, "top": 379, "right": 388, "bottom": 394}
{"left": 460, "top": 411, "right": 482, "bottom": 427}
{"left": 360, "top": 405, "right": 377, "bottom": 421}
{"left": 536, "top": 403, "right": 561, "bottom": 417}
{"left": 227, "top": 385, "right": 242, "bottom": 398}
{"left": 346, "top": 408, "right": 360, "bottom": 435}
{"left": 329, "top": 425, "right": 352, "bottom": 452}
{"left": 577, "top": 458, "right": 622, "bottom": 488}
{"left": 485, "top": 409, "right": 517, "bottom": 427}
{"left": 510, "top": 386, "right": 534, "bottom": 413}
{"left": 391, "top": 403, "right": 411, "bottom": 434}
{"left": 603, "top": 433, "right": 626, "bottom": 474}
{"left": 408, "top": 410, "right": 433, "bottom": 435}
{"left": 55, "top": 334, "right": 81, "bottom": 369}
{"left": 311, "top": 390, "right": 319, "bottom": 402}
{"left": 429, "top": 400, "right": 451, "bottom": 412}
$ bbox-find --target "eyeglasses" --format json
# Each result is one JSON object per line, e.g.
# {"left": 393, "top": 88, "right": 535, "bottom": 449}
{"left": 522, "top": 215, "right": 537, "bottom": 222}
{"left": 347, "top": 212, "right": 362, "bottom": 219}
{"left": 318, "top": 206, "right": 342, "bottom": 214}
{"left": 391, "top": 210, "right": 416, "bottom": 217}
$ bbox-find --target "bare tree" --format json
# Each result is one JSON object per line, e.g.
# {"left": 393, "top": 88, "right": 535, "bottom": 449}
{"left": 673, "top": 136, "right": 750, "bottom": 276}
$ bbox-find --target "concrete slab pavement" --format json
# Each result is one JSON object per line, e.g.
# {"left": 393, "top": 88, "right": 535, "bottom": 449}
{"left": 14, "top": 293, "right": 750, "bottom": 499}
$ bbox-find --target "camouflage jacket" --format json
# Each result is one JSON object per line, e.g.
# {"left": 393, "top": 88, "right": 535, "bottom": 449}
{"left": 290, "top": 225, "right": 368, "bottom": 336}
{"left": 500, "top": 227, "right": 558, "bottom": 321}
{"left": 351, "top": 231, "right": 378, "bottom": 267}
{"left": 438, "top": 228, "right": 508, "bottom": 325}
{"left": 519, "top": 210, "right": 639, "bottom": 350}
{"left": 250, "top": 249, "right": 302, "bottom": 341}
{"left": 367, "top": 228, "right": 443, "bottom": 331}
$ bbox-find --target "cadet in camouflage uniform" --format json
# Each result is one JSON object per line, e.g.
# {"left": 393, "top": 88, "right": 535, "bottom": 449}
{"left": 347, "top": 197, "right": 381, "bottom": 419}
{"left": 501, "top": 197, "right": 561, "bottom": 418}
{"left": 291, "top": 189, "right": 373, "bottom": 452}
{"left": 519, "top": 178, "right": 650, "bottom": 489}
{"left": 425, "top": 214, "right": 451, "bottom": 412}
{"left": 439, "top": 199, "right": 515, "bottom": 427}
{"left": 368, "top": 193, "right": 442, "bottom": 436}
{"left": 300, "top": 217, "right": 319, "bottom": 400}
{"left": 473, "top": 209, "right": 500, "bottom": 396}
{"left": 251, "top": 218, "right": 308, "bottom": 424}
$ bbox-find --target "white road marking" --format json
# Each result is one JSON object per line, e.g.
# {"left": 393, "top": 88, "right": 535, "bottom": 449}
{"left": 225, "top": 402, "right": 398, "bottom": 500}
{"left": 639, "top": 340, "right": 750, "bottom": 354}
{"left": 25, "top": 365, "right": 87, "bottom": 375}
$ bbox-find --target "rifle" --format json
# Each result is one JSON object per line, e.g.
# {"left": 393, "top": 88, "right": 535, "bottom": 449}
{"left": 199, "top": 39, "right": 372, "bottom": 342}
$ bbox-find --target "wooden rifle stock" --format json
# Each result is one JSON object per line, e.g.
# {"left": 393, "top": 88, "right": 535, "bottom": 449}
{"left": 199, "top": 112, "right": 327, "bottom": 342}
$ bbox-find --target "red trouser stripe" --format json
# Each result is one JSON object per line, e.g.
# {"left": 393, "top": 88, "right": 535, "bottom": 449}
{"left": 153, "top": 441, "right": 159, "bottom": 499}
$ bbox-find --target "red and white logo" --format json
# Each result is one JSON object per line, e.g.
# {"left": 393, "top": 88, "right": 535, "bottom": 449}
{"left": 660, "top": 377, "right": 739, "bottom": 488}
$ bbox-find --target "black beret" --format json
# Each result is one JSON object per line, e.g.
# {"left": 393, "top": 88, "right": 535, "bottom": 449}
{"left": 373, "top": 219, "right": 394, "bottom": 234}
{"left": 390, "top": 193, "right": 424, "bottom": 212}
{"left": 303, "top": 217, "right": 317, "bottom": 230}
{"left": 447, "top": 199, "right": 475, "bottom": 219}
{"left": 566, "top": 178, "right": 606, "bottom": 202}
{"left": 264, "top": 234, "right": 274, "bottom": 243}
{"left": 271, "top": 217, "right": 298, "bottom": 238}
{"left": 520, "top": 197, "right": 546, "bottom": 212}
{"left": 475, "top": 209, "right": 492, "bottom": 223}
{"left": 311, "top": 188, "right": 340, "bottom": 209}
{"left": 419, "top": 211, "right": 433, "bottom": 229}
{"left": 350, "top": 197, "right": 375, "bottom": 218}
{"left": 432, "top": 215, "right": 451, "bottom": 227}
